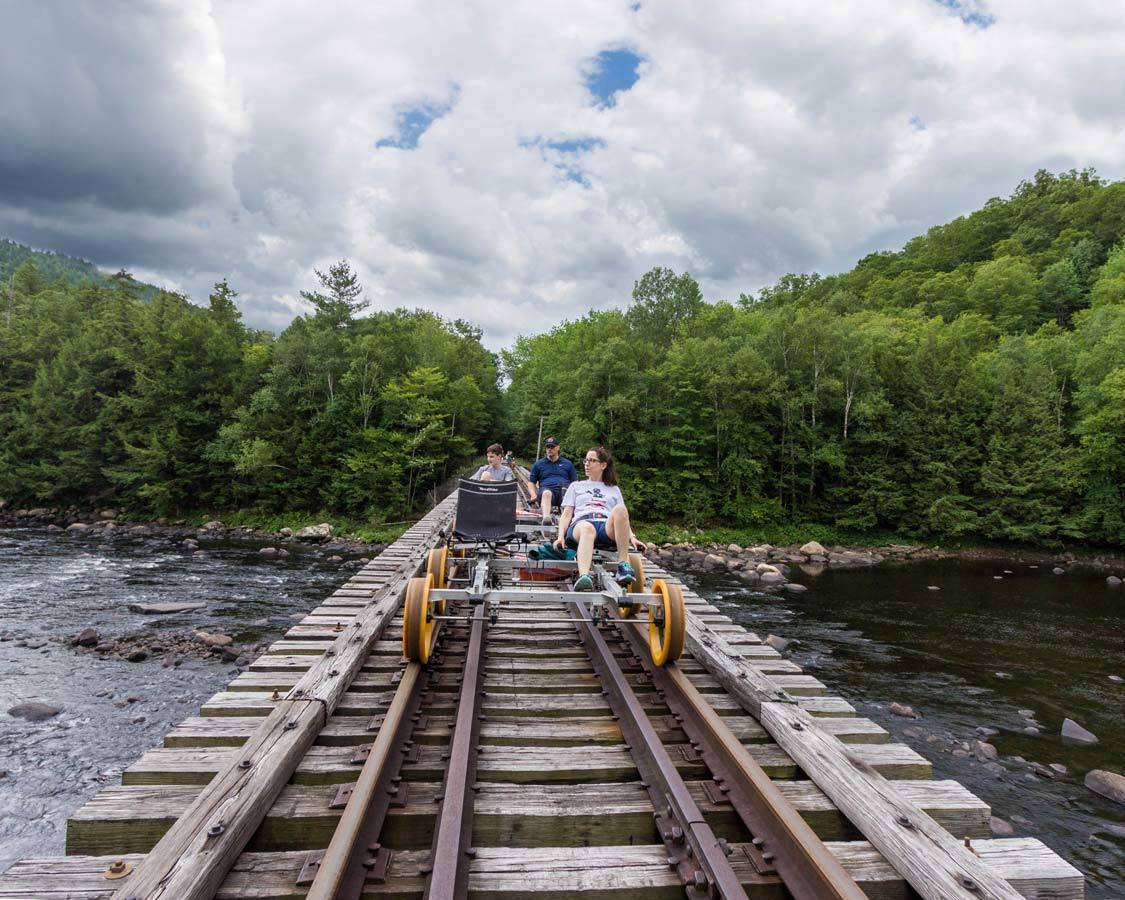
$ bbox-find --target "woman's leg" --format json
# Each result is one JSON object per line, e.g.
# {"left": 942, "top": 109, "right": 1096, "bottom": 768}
{"left": 605, "top": 504, "right": 632, "bottom": 563}
{"left": 572, "top": 520, "right": 596, "bottom": 575}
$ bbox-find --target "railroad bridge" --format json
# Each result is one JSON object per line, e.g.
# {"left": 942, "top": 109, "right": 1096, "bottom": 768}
{"left": 0, "top": 471, "right": 1083, "bottom": 899}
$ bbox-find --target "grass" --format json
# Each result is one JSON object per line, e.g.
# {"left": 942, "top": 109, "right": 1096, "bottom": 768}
{"left": 182, "top": 510, "right": 410, "bottom": 545}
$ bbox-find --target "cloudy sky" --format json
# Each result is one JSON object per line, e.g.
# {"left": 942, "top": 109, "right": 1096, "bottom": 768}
{"left": 2, "top": 0, "right": 1123, "bottom": 347}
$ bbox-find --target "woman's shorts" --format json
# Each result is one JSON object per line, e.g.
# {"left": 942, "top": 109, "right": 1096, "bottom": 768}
{"left": 566, "top": 518, "right": 614, "bottom": 549}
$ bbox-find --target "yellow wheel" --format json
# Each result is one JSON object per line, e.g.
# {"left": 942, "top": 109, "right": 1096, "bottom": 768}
{"left": 426, "top": 546, "right": 449, "bottom": 613}
{"left": 402, "top": 575, "right": 436, "bottom": 663}
{"left": 618, "top": 552, "right": 645, "bottom": 618}
{"left": 648, "top": 579, "right": 685, "bottom": 667}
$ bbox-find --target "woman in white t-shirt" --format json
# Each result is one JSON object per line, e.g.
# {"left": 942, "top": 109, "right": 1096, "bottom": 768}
{"left": 553, "top": 445, "right": 645, "bottom": 592}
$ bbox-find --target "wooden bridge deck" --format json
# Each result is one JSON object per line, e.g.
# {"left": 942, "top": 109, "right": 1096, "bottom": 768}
{"left": 0, "top": 488, "right": 1084, "bottom": 899}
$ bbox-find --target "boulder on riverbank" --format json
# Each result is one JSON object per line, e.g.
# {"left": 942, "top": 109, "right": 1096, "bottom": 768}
{"left": 1085, "top": 769, "right": 1125, "bottom": 805}
{"left": 1061, "top": 718, "right": 1098, "bottom": 744}
{"left": 195, "top": 631, "right": 233, "bottom": 648}
{"left": 296, "top": 523, "right": 333, "bottom": 542}
{"left": 72, "top": 627, "right": 99, "bottom": 647}
{"left": 7, "top": 702, "right": 62, "bottom": 722}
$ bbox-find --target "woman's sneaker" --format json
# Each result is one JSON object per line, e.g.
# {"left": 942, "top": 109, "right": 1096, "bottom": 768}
{"left": 614, "top": 561, "right": 636, "bottom": 588}
{"left": 573, "top": 574, "right": 595, "bottom": 592}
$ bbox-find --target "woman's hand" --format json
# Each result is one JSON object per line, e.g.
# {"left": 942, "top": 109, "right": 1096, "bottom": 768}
{"left": 553, "top": 534, "right": 566, "bottom": 551}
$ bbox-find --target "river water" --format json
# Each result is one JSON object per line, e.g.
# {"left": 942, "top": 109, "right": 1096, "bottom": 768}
{"left": 1, "top": 529, "right": 1122, "bottom": 896}
{"left": 698, "top": 559, "right": 1124, "bottom": 899}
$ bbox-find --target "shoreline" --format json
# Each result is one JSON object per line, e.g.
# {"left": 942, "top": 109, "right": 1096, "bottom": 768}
{"left": 2, "top": 504, "right": 1122, "bottom": 577}
{"left": 644, "top": 538, "right": 1124, "bottom": 584}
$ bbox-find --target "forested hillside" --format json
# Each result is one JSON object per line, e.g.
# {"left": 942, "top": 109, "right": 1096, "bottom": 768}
{"left": 0, "top": 259, "right": 502, "bottom": 520}
{"left": 505, "top": 170, "right": 1125, "bottom": 545}
{"left": 0, "top": 239, "right": 162, "bottom": 297}
{"left": 2, "top": 170, "right": 1122, "bottom": 545}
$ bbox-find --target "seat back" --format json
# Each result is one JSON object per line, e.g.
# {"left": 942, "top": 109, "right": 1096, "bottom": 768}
{"left": 454, "top": 477, "right": 518, "bottom": 541}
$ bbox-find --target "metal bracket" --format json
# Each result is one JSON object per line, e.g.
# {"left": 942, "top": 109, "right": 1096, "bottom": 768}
{"left": 741, "top": 839, "right": 778, "bottom": 875}
{"left": 388, "top": 781, "right": 410, "bottom": 808}
{"left": 700, "top": 780, "right": 729, "bottom": 807}
{"left": 679, "top": 744, "right": 705, "bottom": 763}
{"left": 350, "top": 745, "right": 371, "bottom": 765}
{"left": 330, "top": 783, "right": 355, "bottom": 809}
{"left": 364, "top": 846, "right": 395, "bottom": 884}
{"left": 296, "top": 849, "right": 326, "bottom": 885}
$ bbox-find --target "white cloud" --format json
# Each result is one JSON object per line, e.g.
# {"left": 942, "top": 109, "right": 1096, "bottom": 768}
{"left": 1, "top": 0, "right": 1123, "bottom": 347}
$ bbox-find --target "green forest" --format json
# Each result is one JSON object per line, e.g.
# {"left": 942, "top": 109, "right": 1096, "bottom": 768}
{"left": 2, "top": 170, "right": 1123, "bottom": 546}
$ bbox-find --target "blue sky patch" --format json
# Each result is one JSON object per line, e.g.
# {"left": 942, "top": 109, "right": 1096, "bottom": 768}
{"left": 520, "top": 135, "right": 605, "bottom": 186}
{"left": 376, "top": 87, "right": 460, "bottom": 150}
{"left": 585, "top": 48, "right": 642, "bottom": 108}
{"left": 933, "top": 0, "right": 995, "bottom": 28}
{"left": 909, "top": 115, "right": 926, "bottom": 131}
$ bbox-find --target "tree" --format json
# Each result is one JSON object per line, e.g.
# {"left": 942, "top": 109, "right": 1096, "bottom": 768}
{"left": 626, "top": 268, "right": 703, "bottom": 347}
{"left": 301, "top": 259, "right": 369, "bottom": 326}
{"left": 1037, "top": 259, "right": 1083, "bottom": 325}
{"left": 966, "top": 257, "right": 1039, "bottom": 331}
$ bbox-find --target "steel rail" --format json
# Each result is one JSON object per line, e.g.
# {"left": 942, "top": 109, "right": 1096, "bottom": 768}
{"left": 566, "top": 599, "right": 749, "bottom": 899}
{"left": 425, "top": 603, "right": 488, "bottom": 900}
{"left": 614, "top": 613, "right": 868, "bottom": 900}
{"left": 304, "top": 659, "right": 431, "bottom": 900}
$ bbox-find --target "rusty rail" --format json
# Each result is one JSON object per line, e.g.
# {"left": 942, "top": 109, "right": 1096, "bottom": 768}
{"left": 616, "top": 610, "right": 868, "bottom": 900}
{"left": 568, "top": 599, "right": 749, "bottom": 898}
{"left": 424, "top": 603, "right": 488, "bottom": 899}
{"left": 304, "top": 661, "right": 430, "bottom": 899}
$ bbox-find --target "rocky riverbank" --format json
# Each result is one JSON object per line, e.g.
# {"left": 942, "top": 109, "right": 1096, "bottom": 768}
{"left": 0, "top": 506, "right": 391, "bottom": 668}
{"left": 0, "top": 505, "right": 385, "bottom": 560}
{"left": 643, "top": 539, "right": 936, "bottom": 591}
{"left": 643, "top": 538, "right": 1124, "bottom": 585}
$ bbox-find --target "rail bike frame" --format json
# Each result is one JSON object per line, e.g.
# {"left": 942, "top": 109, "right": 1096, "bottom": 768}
{"left": 401, "top": 478, "right": 686, "bottom": 666}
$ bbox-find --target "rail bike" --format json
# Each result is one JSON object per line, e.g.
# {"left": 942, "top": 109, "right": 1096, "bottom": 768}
{"left": 401, "top": 477, "right": 686, "bottom": 667}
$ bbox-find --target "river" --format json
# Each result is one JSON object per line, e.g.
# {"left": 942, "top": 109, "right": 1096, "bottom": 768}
{"left": 699, "top": 559, "right": 1124, "bottom": 898}
{"left": 0, "top": 529, "right": 1121, "bottom": 896}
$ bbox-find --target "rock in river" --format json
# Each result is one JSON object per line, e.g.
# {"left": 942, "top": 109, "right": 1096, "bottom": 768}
{"left": 990, "top": 816, "right": 1016, "bottom": 837}
{"left": 890, "top": 702, "right": 920, "bottom": 718}
{"left": 296, "top": 523, "right": 334, "bottom": 542}
{"left": 1060, "top": 717, "right": 1098, "bottom": 744}
{"left": 1085, "top": 769, "right": 1125, "bottom": 805}
{"left": 73, "top": 627, "right": 99, "bottom": 647}
{"left": 127, "top": 602, "right": 207, "bottom": 614}
{"left": 195, "top": 631, "right": 234, "bottom": 648}
{"left": 7, "top": 702, "right": 62, "bottom": 722}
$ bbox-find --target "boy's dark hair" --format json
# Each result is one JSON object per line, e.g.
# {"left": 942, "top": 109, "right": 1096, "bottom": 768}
{"left": 487, "top": 443, "right": 504, "bottom": 456}
{"left": 588, "top": 445, "right": 618, "bottom": 486}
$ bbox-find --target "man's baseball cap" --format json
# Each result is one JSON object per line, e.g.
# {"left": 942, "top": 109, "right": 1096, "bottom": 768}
{"left": 544, "top": 436, "right": 559, "bottom": 447}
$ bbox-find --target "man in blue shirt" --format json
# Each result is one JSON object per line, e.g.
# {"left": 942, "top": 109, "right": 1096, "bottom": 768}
{"left": 528, "top": 437, "right": 578, "bottom": 524}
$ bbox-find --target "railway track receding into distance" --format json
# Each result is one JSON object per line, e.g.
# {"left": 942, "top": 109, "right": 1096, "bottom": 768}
{"left": 0, "top": 470, "right": 1083, "bottom": 899}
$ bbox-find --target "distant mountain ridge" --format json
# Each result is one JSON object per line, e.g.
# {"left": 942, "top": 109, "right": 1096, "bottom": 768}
{"left": 0, "top": 238, "right": 160, "bottom": 296}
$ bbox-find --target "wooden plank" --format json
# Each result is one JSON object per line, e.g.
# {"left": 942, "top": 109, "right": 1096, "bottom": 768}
{"left": 122, "top": 740, "right": 928, "bottom": 787}
{"left": 2, "top": 838, "right": 1079, "bottom": 899}
{"left": 66, "top": 777, "right": 992, "bottom": 858}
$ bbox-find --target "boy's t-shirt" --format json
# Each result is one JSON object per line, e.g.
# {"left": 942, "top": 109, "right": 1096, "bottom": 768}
{"left": 562, "top": 480, "right": 623, "bottom": 521}
{"left": 472, "top": 464, "right": 513, "bottom": 482}
{"left": 529, "top": 456, "right": 578, "bottom": 492}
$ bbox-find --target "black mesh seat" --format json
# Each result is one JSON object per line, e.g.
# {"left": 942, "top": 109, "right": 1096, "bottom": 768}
{"left": 454, "top": 477, "right": 518, "bottom": 542}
